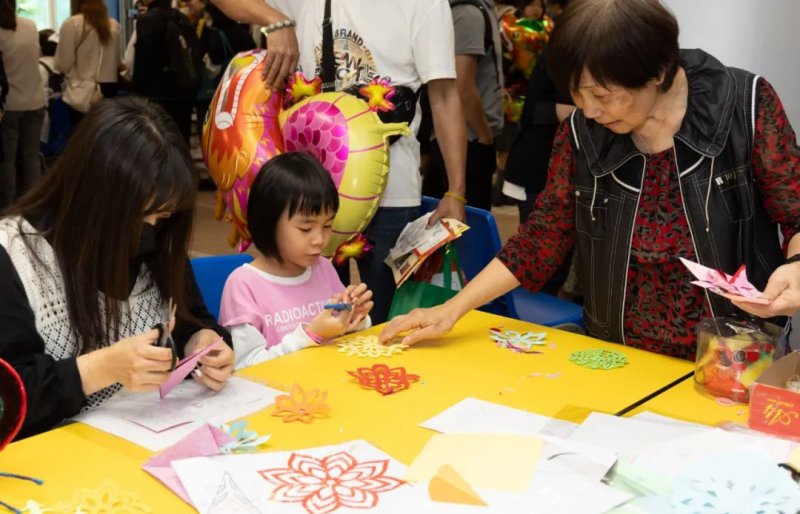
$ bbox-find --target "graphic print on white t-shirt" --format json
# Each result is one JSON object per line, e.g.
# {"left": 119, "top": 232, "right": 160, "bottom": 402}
{"left": 313, "top": 28, "right": 379, "bottom": 90}
{"left": 266, "top": 0, "right": 457, "bottom": 206}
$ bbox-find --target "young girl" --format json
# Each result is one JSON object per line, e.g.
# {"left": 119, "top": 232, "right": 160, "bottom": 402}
{"left": 220, "top": 153, "right": 373, "bottom": 369}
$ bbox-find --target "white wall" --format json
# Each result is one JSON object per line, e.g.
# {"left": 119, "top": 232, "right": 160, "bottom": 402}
{"left": 663, "top": 0, "right": 800, "bottom": 129}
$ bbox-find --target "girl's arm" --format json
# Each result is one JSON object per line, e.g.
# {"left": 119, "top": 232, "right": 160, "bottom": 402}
{"left": 230, "top": 323, "right": 317, "bottom": 369}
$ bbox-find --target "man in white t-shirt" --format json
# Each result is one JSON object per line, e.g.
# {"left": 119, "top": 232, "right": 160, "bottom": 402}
{"left": 211, "top": 0, "right": 467, "bottom": 323}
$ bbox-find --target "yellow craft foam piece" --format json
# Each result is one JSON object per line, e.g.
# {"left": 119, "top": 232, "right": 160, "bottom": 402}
{"left": 406, "top": 433, "right": 544, "bottom": 493}
{"left": 429, "top": 464, "right": 487, "bottom": 506}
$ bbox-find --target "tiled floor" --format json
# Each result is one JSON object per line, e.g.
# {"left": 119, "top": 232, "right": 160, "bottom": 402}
{"left": 189, "top": 191, "right": 522, "bottom": 257}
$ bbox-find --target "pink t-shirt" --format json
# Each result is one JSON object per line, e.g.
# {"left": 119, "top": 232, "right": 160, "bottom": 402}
{"left": 219, "top": 259, "right": 346, "bottom": 346}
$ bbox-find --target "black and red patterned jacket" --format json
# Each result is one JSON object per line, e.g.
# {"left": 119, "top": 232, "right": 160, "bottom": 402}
{"left": 498, "top": 49, "right": 800, "bottom": 358}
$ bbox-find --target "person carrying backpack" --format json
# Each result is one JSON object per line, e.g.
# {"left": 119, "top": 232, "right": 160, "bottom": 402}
{"left": 132, "top": 0, "right": 200, "bottom": 145}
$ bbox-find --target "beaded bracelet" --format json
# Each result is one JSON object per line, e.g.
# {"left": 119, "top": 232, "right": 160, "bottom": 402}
{"left": 444, "top": 191, "right": 467, "bottom": 205}
{"left": 260, "top": 18, "right": 297, "bottom": 36}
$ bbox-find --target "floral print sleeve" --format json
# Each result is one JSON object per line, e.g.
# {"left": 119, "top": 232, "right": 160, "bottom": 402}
{"left": 752, "top": 79, "right": 800, "bottom": 249}
{"left": 496, "top": 121, "right": 576, "bottom": 291}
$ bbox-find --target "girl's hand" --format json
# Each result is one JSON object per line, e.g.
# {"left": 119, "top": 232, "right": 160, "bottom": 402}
{"left": 729, "top": 262, "right": 800, "bottom": 318}
{"left": 187, "top": 329, "right": 235, "bottom": 392}
{"left": 78, "top": 328, "right": 173, "bottom": 394}
{"left": 307, "top": 294, "right": 353, "bottom": 341}
{"left": 344, "top": 283, "right": 373, "bottom": 332}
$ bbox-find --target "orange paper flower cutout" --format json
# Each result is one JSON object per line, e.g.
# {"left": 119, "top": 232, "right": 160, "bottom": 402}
{"left": 347, "top": 364, "right": 419, "bottom": 395}
{"left": 272, "top": 384, "right": 331, "bottom": 423}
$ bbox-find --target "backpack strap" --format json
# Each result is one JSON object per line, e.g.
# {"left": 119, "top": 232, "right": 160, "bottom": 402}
{"left": 320, "top": 0, "right": 335, "bottom": 92}
{"left": 450, "top": 0, "right": 500, "bottom": 80}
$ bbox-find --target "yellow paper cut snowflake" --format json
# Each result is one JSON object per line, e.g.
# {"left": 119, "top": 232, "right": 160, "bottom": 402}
{"left": 337, "top": 335, "right": 408, "bottom": 358}
{"left": 42, "top": 481, "right": 152, "bottom": 514}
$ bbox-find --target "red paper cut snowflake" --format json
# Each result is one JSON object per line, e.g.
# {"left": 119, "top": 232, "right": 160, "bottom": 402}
{"left": 259, "top": 451, "right": 404, "bottom": 514}
{"left": 347, "top": 364, "right": 420, "bottom": 395}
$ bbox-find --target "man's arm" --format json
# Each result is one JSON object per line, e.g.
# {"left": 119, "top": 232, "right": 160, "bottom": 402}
{"left": 210, "top": 0, "right": 298, "bottom": 89}
{"left": 455, "top": 54, "right": 494, "bottom": 145}
{"left": 427, "top": 78, "right": 467, "bottom": 224}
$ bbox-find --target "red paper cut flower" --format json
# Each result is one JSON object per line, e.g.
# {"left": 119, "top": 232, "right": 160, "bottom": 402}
{"left": 259, "top": 451, "right": 404, "bottom": 514}
{"left": 347, "top": 364, "right": 420, "bottom": 395}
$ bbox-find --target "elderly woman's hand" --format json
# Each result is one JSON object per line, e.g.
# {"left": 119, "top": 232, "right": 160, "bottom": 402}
{"left": 727, "top": 262, "right": 800, "bottom": 318}
{"left": 185, "top": 329, "right": 235, "bottom": 391}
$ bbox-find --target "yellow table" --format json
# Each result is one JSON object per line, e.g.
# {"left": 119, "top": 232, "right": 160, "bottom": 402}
{"left": 1, "top": 310, "right": 693, "bottom": 512}
{"left": 623, "top": 375, "right": 750, "bottom": 427}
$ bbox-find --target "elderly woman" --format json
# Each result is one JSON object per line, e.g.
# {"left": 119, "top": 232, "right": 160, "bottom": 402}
{"left": 382, "top": 0, "right": 800, "bottom": 360}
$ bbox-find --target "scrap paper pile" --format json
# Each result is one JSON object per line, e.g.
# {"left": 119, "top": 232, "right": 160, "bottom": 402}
{"left": 143, "top": 397, "right": 800, "bottom": 513}
{"left": 385, "top": 212, "right": 469, "bottom": 287}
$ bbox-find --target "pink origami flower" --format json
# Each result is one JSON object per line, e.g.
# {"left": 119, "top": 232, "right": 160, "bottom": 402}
{"left": 259, "top": 452, "right": 404, "bottom": 514}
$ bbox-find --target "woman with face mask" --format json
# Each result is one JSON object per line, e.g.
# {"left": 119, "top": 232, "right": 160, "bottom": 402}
{"left": 0, "top": 96, "right": 235, "bottom": 440}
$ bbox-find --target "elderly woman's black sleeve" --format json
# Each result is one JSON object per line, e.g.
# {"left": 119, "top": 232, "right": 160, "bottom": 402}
{"left": 0, "top": 246, "right": 86, "bottom": 440}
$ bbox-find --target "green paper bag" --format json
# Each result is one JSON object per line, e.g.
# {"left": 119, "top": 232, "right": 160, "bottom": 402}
{"left": 388, "top": 244, "right": 466, "bottom": 320}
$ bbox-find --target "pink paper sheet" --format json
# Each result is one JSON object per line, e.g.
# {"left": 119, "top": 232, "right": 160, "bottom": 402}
{"left": 159, "top": 337, "right": 223, "bottom": 399}
{"left": 679, "top": 258, "right": 771, "bottom": 305}
{"left": 142, "top": 423, "right": 234, "bottom": 505}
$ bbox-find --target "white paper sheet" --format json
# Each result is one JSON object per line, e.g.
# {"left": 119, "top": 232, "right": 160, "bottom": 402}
{"left": 171, "top": 439, "right": 630, "bottom": 514}
{"left": 73, "top": 377, "right": 281, "bottom": 451}
{"left": 568, "top": 412, "right": 708, "bottom": 462}
{"left": 420, "top": 397, "right": 578, "bottom": 439}
{"left": 632, "top": 428, "right": 796, "bottom": 476}
{"left": 172, "top": 440, "right": 417, "bottom": 514}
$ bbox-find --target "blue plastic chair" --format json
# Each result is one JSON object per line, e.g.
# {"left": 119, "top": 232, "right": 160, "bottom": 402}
{"left": 190, "top": 253, "right": 254, "bottom": 320}
{"left": 419, "top": 196, "right": 584, "bottom": 329}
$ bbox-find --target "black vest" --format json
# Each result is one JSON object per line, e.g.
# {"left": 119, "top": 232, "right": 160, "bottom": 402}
{"left": 569, "top": 49, "right": 786, "bottom": 344}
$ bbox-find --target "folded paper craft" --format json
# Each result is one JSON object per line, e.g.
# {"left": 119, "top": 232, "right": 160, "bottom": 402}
{"left": 159, "top": 338, "right": 223, "bottom": 398}
{"left": 680, "top": 258, "right": 770, "bottom": 305}
{"left": 142, "top": 423, "right": 234, "bottom": 505}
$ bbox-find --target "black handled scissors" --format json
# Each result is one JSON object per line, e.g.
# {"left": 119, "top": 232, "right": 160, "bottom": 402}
{"left": 153, "top": 299, "right": 178, "bottom": 370}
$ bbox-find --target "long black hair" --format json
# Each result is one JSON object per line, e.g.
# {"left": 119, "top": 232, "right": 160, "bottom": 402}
{"left": 0, "top": 0, "right": 16, "bottom": 31}
{"left": 5, "top": 97, "right": 197, "bottom": 352}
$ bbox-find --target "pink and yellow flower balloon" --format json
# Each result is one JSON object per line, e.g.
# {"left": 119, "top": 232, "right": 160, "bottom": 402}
{"left": 203, "top": 51, "right": 409, "bottom": 256}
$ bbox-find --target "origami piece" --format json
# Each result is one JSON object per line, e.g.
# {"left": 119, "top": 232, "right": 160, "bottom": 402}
{"left": 680, "top": 258, "right": 770, "bottom": 304}
{"left": 489, "top": 328, "right": 547, "bottom": 353}
{"left": 143, "top": 424, "right": 235, "bottom": 505}
{"left": 259, "top": 451, "right": 404, "bottom": 514}
{"left": 219, "top": 420, "right": 270, "bottom": 453}
{"left": 272, "top": 384, "right": 331, "bottom": 424}
{"left": 338, "top": 335, "right": 408, "bottom": 358}
{"left": 569, "top": 349, "right": 629, "bottom": 370}
{"left": 347, "top": 364, "right": 420, "bottom": 395}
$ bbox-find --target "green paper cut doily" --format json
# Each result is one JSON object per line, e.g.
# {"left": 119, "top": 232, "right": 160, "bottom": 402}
{"left": 569, "top": 349, "right": 628, "bottom": 369}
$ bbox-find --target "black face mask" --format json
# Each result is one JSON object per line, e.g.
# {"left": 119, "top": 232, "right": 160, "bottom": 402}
{"left": 135, "top": 223, "right": 159, "bottom": 259}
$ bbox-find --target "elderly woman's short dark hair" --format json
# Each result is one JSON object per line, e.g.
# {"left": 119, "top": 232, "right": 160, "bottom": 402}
{"left": 548, "top": 0, "right": 680, "bottom": 95}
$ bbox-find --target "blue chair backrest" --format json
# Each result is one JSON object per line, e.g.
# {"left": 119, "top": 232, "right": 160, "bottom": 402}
{"left": 190, "top": 253, "right": 254, "bottom": 320}
{"left": 419, "top": 196, "right": 512, "bottom": 315}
